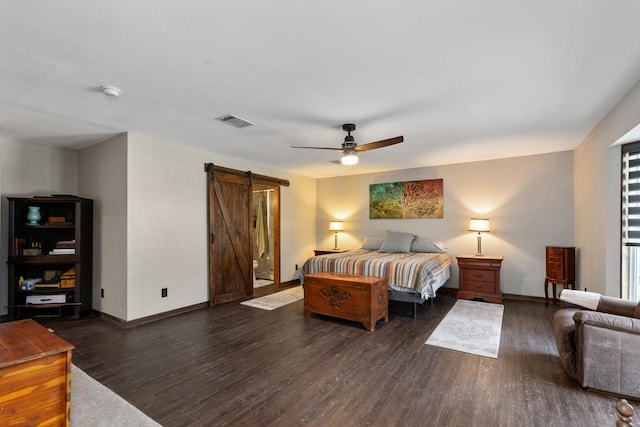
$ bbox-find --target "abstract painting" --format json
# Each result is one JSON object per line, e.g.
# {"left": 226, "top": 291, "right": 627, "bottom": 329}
{"left": 369, "top": 179, "right": 443, "bottom": 219}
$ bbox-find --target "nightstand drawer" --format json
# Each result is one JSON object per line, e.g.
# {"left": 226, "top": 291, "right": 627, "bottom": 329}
{"left": 462, "top": 269, "right": 495, "bottom": 283}
{"left": 464, "top": 280, "right": 495, "bottom": 294}
{"left": 546, "top": 261, "right": 563, "bottom": 277}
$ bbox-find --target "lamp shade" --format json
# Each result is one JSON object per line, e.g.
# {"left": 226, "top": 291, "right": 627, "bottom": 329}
{"left": 329, "top": 221, "right": 344, "bottom": 231}
{"left": 468, "top": 218, "right": 490, "bottom": 232}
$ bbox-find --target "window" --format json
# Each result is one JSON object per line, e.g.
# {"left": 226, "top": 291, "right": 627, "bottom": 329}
{"left": 622, "top": 141, "right": 640, "bottom": 300}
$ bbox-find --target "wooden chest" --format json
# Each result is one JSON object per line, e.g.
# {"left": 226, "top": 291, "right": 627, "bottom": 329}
{"left": 304, "top": 272, "right": 388, "bottom": 331}
{"left": 0, "top": 319, "right": 74, "bottom": 426}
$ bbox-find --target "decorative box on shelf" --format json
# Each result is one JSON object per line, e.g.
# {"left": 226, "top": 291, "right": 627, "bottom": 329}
{"left": 60, "top": 268, "right": 76, "bottom": 288}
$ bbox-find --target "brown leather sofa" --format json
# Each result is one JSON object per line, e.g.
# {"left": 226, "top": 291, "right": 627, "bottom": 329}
{"left": 553, "top": 294, "right": 640, "bottom": 399}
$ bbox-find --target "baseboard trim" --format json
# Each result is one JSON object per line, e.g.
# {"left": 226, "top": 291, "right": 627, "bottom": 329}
{"left": 99, "top": 301, "right": 210, "bottom": 328}
{"left": 278, "top": 279, "right": 301, "bottom": 288}
{"left": 502, "top": 293, "right": 547, "bottom": 303}
{"left": 438, "top": 287, "right": 547, "bottom": 304}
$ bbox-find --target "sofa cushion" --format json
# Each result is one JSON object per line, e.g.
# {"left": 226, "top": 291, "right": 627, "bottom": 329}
{"left": 553, "top": 308, "right": 580, "bottom": 379}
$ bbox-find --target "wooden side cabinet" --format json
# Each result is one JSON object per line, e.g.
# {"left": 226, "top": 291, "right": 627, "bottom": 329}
{"left": 544, "top": 246, "right": 576, "bottom": 304}
{"left": 0, "top": 319, "right": 74, "bottom": 426}
{"left": 456, "top": 255, "right": 504, "bottom": 304}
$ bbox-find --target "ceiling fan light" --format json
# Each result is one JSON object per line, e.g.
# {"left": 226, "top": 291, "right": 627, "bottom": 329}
{"left": 341, "top": 152, "right": 358, "bottom": 165}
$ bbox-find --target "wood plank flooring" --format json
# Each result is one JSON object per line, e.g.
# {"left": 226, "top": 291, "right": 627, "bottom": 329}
{"left": 43, "top": 288, "right": 627, "bottom": 426}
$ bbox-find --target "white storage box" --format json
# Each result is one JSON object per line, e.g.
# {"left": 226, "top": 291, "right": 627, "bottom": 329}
{"left": 26, "top": 294, "right": 67, "bottom": 304}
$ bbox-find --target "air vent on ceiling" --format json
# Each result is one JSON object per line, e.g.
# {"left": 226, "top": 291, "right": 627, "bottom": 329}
{"left": 215, "top": 114, "right": 255, "bottom": 129}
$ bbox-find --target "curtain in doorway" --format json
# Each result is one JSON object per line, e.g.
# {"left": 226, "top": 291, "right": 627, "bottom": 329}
{"left": 256, "top": 192, "right": 269, "bottom": 258}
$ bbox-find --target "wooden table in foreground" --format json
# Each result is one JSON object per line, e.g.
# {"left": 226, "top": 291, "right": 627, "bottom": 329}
{"left": 0, "top": 318, "right": 74, "bottom": 426}
{"left": 304, "top": 272, "right": 388, "bottom": 331}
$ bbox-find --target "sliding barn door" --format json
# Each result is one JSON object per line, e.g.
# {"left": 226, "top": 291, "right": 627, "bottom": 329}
{"left": 207, "top": 166, "right": 253, "bottom": 305}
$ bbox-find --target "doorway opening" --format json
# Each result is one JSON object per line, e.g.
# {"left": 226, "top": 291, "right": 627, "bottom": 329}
{"left": 252, "top": 186, "right": 276, "bottom": 288}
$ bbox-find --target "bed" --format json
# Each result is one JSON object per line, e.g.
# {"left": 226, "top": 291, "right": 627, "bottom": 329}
{"left": 301, "top": 233, "right": 452, "bottom": 317}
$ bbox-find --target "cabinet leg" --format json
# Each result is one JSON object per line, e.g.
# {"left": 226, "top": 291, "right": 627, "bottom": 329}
{"left": 544, "top": 279, "right": 549, "bottom": 305}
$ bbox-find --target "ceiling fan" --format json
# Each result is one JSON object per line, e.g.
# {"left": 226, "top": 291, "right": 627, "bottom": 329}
{"left": 291, "top": 123, "right": 403, "bottom": 165}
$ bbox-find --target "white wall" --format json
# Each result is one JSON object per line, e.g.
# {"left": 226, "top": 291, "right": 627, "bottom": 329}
{"left": 78, "top": 134, "right": 128, "bottom": 319}
{"left": 0, "top": 132, "right": 316, "bottom": 322}
{"left": 316, "top": 151, "right": 574, "bottom": 298}
{"left": 0, "top": 138, "right": 78, "bottom": 315}
{"left": 124, "top": 133, "right": 316, "bottom": 321}
{"left": 575, "top": 79, "right": 640, "bottom": 296}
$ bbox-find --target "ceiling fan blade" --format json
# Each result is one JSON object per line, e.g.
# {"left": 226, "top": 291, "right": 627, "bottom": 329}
{"left": 291, "top": 145, "right": 343, "bottom": 151}
{"left": 354, "top": 136, "right": 403, "bottom": 152}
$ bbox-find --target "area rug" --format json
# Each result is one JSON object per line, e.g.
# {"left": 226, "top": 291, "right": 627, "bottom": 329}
{"left": 425, "top": 299, "right": 504, "bottom": 358}
{"left": 241, "top": 286, "right": 304, "bottom": 310}
{"left": 71, "top": 365, "right": 161, "bottom": 426}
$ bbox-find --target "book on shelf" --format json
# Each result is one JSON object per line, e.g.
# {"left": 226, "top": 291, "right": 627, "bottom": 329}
{"left": 35, "top": 281, "right": 60, "bottom": 289}
{"left": 49, "top": 248, "right": 76, "bottom": 255}
{"left": 13, "top": 237, "right": 26, "bottom": 256}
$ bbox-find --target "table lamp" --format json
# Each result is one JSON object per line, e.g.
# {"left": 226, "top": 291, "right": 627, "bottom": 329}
{"left": 329, "top": 221, "right": 344, "bottom": 250}
{"left": 468, "top": 218, "right": 490, "bottom": 256}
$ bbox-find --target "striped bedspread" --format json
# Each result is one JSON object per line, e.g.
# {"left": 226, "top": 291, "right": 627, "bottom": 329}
{"left": 302, "top": 249, "right": 452, "bottom": 299}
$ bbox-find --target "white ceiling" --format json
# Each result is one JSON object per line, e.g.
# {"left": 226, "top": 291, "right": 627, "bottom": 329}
{"left": 2, "top": 1, "right": 640, "bottom": 178}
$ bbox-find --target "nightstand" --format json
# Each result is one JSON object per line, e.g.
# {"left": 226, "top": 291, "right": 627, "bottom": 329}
{"left": 456, "top": 255, "right": 504, "bottom": 304}
{"left": 314, "top": 249, "right": 350, "bottom": 256}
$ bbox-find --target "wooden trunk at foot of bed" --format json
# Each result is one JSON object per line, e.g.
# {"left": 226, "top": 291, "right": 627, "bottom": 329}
{"left": 303, "top": 272, "right": 388, "bottom": 331}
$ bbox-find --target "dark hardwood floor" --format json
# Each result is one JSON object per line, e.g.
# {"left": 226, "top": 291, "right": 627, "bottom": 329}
{"left": 43, "top": 288, "right": 626, "bottom": 426}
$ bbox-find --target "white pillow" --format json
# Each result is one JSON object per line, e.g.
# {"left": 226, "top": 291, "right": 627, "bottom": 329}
{"left": 361, "top": 237, "right": 384, "bottom": 250}
{"left": 378, "top": 231, "right": 416, "bottom": 253}
{"left": 410, "top": 237, "right": 448, "bottom": 253}
{"left": 559, "top": 289, "right": 601, "bottom": 310}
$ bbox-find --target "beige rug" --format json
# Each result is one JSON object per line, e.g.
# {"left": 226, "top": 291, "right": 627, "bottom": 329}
{"left": 425, "top": 299, "right": 504, "bottom": 358}
{"left": 71, "top": 365, "right": 161, "bottom": 426}
{"left": 241, "top": 286, "right": 304, "bottom": 310}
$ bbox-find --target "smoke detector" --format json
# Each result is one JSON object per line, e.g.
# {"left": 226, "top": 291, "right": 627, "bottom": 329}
{"left": 101, "top": 86, "right": 122, "bottom": 97}
{"left": 215, "top": 114, "right": 255, "bottom": 128}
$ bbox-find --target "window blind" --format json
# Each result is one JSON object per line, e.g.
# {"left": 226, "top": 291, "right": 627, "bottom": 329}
{"left": 623, "top": 143, "right": 640, "bottom": 246}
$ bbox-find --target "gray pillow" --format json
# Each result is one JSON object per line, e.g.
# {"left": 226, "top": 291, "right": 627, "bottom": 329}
{"left": 361, "top": 237, "right": 384, "bottom": 250}
{"left": 410, "top": 237, "right": 447, "bottom": 253}
{"left": 378, "top": 231, "right": 416, "bottom": 253}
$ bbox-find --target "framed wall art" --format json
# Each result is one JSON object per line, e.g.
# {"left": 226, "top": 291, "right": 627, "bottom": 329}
{"left": 369, "top": 178, "right": 443, "bottom": 219}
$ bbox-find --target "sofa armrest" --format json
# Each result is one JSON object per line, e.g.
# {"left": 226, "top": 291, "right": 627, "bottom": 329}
{"left": 574, "top": 310, "right": 640, "bottom": 398}
{"left": 574, "top": 310, "right": 640, "bottom": 335}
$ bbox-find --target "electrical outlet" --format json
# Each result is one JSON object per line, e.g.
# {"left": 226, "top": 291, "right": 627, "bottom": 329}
{"left": 101, "top": 288, "right": 104, "bottom": 298}
{"left": 161, "top": 288, "right": 168, "bottom": 298}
